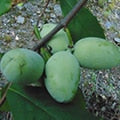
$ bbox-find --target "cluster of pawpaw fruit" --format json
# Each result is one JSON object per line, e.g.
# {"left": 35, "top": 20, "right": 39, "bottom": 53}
{"left": 0, "top": 23, "right": 120, "bottom": 103}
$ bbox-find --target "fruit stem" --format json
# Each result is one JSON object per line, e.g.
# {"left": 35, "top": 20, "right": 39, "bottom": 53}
{"left": 64, "top": 28, "right": 73, "bottom": 48}
{"left": 32, "top": 0, "right": 88, "bottom": 51}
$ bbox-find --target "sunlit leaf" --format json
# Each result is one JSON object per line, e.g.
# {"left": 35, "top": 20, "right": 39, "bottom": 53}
{"left": 0, "top": 0, "right": 12, "bottom": 16}
{"left": 59, "top": 0, "right": 105, "bottom": 42}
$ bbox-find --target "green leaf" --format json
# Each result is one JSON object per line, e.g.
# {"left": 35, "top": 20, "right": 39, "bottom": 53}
{"left": 0, "top": 53, "right": 4, "bottom": 61}
{"left": 40, "top": 48, "right": 51, "bottom": 63}
{"left": 34, "top": 25, "right": 41, "bottom": 40}
{"left": 59, "top": 0, "right": 105, "bottom": 42}
{"left": 0, "top": 100, "right": 10, "bottom": 112}
{"left": 17, "top": 2, "right": 24, "bottom": 7}
{"left": 0, "top": 0, "right": 12, "bottom": 16}
{"left": 0, "top": 84, "right": 11, "bottom": 112}
{"left": 7, "top": 84, "right": 102, "bottom": 120}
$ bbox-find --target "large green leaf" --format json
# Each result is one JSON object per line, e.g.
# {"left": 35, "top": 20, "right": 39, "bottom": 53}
{"left": 0, "top": 99, "right": 10, "bottom": 112}
{"left": 59, "top": 0, "right": 105, "bottom": 42}
{"left": 0, "top": 84, "right": 10, "bottom": 112}
{"left": 0, "top": 0, "right": 12, "bottom": 16}
{"left": 0, "top": 53, "right": 4, "bottom": 61}
{"left": 7, "top": 84, "right": 102, "bottom": 120}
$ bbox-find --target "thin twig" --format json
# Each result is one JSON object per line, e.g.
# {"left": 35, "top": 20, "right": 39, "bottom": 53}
{"left": 36, "top": 0, "right": 50, "bottom": 27}
{"left": 32, "top": 0, "right": 88, "bottom": 51}
{"left": 0, "top": 82, "right": 12, "bottom": 105}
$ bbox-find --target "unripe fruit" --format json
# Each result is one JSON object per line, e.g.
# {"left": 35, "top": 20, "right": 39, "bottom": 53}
{"left": 40, "top": 23, "right": 69, "bottom": 54}
{"left": 119, "top": 47, "right": 120, "bottom": 52}
{"left": 73, "top": 37, "right": 120, "bottom": 69}
{"left": 0, "top": 48, "right": 44, "bottom": 85}
{"left": 45, "top": 51, "right": 80, "bottom": 103}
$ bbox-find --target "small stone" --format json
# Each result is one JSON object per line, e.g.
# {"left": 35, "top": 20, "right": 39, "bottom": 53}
{"left": 108, "top": 0, "right": 112, "bottom": 3}
{"left": 50, "top": 13, "right": 56, "bottom": 18}
{"left": 101, "top": 107, "right": 106, "bottom": 112}
{"left": 15, "top": 36, "right": 19, "bottom": 41}
{"left": 105, "top": 21, "right": 112, "bottom": 29}
{"left": 54, "top": 4, "right": 62, "bottom": 16}
{"left": 16, "top": 16, "right": 25, "bottom": 24}
{"left": 45, "top": 8, "right": 51, "bottom": 13}
{"left": 36, "top": 10, "right": 41, "bottom": 14}
{"left": 30, "top": 19, "right": 34, "bottom": 23}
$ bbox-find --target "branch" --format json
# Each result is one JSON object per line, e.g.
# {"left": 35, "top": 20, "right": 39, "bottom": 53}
{"left": 0, "top": 82, "right": 12, "bottom": 105}
{"left": 36, "top": 0, "right": 50, "bottom": 27}
{"left": 32, "top": 0, "right": 88, "bottom": 51}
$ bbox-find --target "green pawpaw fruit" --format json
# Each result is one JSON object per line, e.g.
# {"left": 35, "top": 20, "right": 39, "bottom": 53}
{"left": 0, "top": 48, "right": 45, "bottom": 85}
{"left": 40, "top": 23, "right": 69, "bottom": 54}
{"left": 73, "top": 37, "right": 120, "bottom": 69}
{"left": 45, "top": 51, "right": 80, "bottom": 103}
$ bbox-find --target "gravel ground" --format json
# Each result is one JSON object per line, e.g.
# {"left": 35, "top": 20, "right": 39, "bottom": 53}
{"left": 81, "top": 0, "right": 120, "bottom": 120}
{"left": 0, "top": 0, "right": 120, "bottom": 120}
